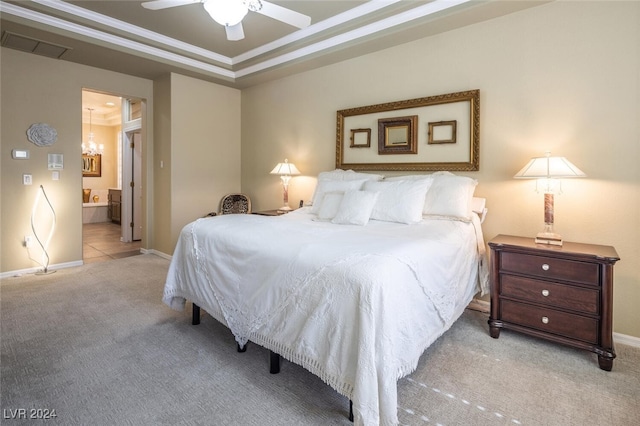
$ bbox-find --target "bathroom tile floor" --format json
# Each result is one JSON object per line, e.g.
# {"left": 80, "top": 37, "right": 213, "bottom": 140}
{"left": 83, "top": 222, "right": 141, "bottom": 264}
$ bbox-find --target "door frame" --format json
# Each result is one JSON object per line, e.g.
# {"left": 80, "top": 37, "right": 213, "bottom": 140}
{"left": 121, "top": 98, "right": 143, "bottom": 243}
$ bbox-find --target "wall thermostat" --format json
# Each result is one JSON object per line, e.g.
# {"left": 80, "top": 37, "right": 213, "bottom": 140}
{"left": 12, "top": 149, "right": 29, "bottom": 159}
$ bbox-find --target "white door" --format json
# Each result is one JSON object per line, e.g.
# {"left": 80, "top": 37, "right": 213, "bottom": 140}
{"left": 121, "top": 98, "right": 143, "bottom": 242}
{"left": 131, "top": 131, "right": 142, "bottom": 241}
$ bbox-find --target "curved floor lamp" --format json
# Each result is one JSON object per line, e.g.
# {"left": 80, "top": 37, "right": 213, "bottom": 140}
{"left": 31, "top": 184, "right": 56, "bottom": 275}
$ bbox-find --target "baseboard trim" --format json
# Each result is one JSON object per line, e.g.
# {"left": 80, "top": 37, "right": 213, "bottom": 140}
{"left": 144, "top": 249, "right": 172, "bottom": 260}
{"left": 614, "top": 332, "right": 640, "bottom": 348}
{"left": 1, "top": 251, "right": 171, "bottom": 279}
{"left": 0, "top": 260, "right": 84, "bottom": 279}
{"left": 467, "top": 298, "right": 489, "bottom": 313}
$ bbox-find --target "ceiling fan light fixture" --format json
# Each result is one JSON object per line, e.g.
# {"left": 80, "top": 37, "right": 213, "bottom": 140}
{"left": 203, "top": 0, "right": 248, "bottom": 27}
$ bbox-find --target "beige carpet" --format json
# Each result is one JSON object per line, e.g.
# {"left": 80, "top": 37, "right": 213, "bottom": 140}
{"left": 2, "top": 254, "right": 639, "bottom": 425}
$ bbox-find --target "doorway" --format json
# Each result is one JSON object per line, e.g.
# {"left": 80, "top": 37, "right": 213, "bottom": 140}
{"left": 82, "top": 89, "right": 144, "bottom": 262}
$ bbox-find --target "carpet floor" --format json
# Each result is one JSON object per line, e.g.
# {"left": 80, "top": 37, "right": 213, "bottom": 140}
{"left": 1, "top": 254, "right": 639, "bottom": 425}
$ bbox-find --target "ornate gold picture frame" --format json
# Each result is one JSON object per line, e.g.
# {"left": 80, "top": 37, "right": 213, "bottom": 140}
{"left": 428, "top": 120, "right": 457, "bottom": 144}
{"left": 336, "top": 89, "right": 480, "bottom": 171}
{"left": 378, "top": 116, "right": 418, "bottom": 155}
{"left": 350, "top": 128, "right": 371, "bottom": 148}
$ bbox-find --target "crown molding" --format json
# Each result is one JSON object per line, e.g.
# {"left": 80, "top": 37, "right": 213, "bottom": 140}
{"left": 2, "top": 0, "right": 471, "bottom": 82}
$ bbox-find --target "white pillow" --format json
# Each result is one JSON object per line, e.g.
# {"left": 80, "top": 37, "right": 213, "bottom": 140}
{"left": 423, "top": 173, "right": 477, "bottom": 220}
{"left": 311, "top": 170, "right": 382, "bottom": 206}
{"left": 316, "top": 192, "right": 344, "bottom": 220}
{"left": 363, "top": 179, "right": 432, "bottom": 224}
{"left": 310, "top": 179, "right": 368, "bottom": 213}
{"left": 384, "top": 174, "right": 433, "bottom": 182}
{"left": 331, "top": 191, "right": 379, "bottom": 226}
{"left": 317, "top": 169, "right": 383, "bottom": 182}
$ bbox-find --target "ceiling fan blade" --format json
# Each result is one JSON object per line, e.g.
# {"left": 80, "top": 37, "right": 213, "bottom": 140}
{"left": 257, "top": 1, "right": 311, "bottom": 29}
{"left": 225, "top": 23, "right": 245, "bottom": 41}
{"left": 141, "top": 0, "right": 202, "bottom": 11}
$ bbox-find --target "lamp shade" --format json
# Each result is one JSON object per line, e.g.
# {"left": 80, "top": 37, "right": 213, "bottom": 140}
{"left": 270, "top": 159, "right": 300, "bottom": 176}
{"left": 514, "top": 152, "right": 586, "bottom": 179}
{"left": 513, "top": 151, "right": 585, "bottom": 246}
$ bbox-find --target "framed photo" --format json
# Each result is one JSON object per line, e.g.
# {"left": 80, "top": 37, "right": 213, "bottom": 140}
{"left": 82, "top": 154, "right": 101, "bottom": 177}
{"left": 377, "top": 116, "right": 417, "bottom": 154}
{"left": 336, "top": 89, "right": 480, "bottom": 171}
{"left": 428, "top": 120, "right": 457, "bottom": 144}
{"left": 350, "top": 128, "right": 371, "bottom": 148}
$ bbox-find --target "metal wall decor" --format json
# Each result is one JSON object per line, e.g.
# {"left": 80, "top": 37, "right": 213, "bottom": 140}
{"left": 27, "top": 123, "right": 57, "bottom": 147}
{"left": 336, "top": 89, "right": 480, "bottom": 171}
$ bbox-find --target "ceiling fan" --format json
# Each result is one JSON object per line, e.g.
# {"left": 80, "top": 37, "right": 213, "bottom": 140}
{"left": 141, "top": 0, "right": 312, "bottom": 41}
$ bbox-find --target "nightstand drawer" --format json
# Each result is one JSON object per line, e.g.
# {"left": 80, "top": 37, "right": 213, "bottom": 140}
{"left": 501, "top": 252, "right": 599, "bottom": 285}
{"left": 501, "top": 300, "right": 598, "bottom": 344}
{"left": 501, "top": 275, "right": 599, "bottom": 315}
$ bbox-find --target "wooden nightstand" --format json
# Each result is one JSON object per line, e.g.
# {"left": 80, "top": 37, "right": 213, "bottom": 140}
{"left": 252, "top": 210, "right": 288, "bottom": 216}
{"left": 488, "top": 235, "right": 619, "bottom": 371}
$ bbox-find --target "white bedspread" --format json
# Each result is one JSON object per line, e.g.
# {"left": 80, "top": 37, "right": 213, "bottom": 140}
{"left": 163, "top": 208, "right": 488, "bottom": 425}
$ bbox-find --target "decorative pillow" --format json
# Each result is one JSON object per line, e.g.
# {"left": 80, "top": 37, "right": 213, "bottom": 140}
{"left": 363, "top": 179, "right": 432, "bottom": 224}
{"left": 311, "top": 170, "right": 382, "bottom": 206}
{"left": 316, "top": 191, "right": 344, "bottom": 220}
{"left": 310, "top": 179, "right": 368, "bottom": 213}
{"left": 423, "top": 173, "right": 477, "bottom": 220}
{"left": 331, "top": 191, "right": 379, "bottom": 226}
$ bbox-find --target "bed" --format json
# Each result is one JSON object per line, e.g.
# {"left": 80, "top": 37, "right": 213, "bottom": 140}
{"left": 163, "top": 170, "right": 489, "bottom": 425}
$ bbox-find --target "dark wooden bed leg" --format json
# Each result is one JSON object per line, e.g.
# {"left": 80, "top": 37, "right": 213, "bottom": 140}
{"left": 269, "top": 350, "right": 280, "bottom": 374}
{"left": 192, "top": 303, "right": 200, "bottom": 325}
{"left": 349, "top": 400, "right": 354, "bottom": 422}
{"left": 237, "top": 343, "right": 247, "bottom": 352}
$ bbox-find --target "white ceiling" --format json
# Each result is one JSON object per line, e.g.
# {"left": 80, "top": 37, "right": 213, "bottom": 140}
{"left": 1, "top": 1, "right": 547, "bottom": 89}
{"left": 82, "top": 90, "right": 122, "bottom": 125}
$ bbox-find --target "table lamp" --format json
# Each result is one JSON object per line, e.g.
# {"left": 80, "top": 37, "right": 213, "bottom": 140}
{"left": 514, "top": 151, "right": 586, "bottom": 246}
{"left": 270, "top": 159, "right": 300, "bottom": 211}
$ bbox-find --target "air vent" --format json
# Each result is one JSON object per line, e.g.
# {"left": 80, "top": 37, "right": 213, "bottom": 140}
{"left": 1, "top": 31, "right": 71, "bottom": 59}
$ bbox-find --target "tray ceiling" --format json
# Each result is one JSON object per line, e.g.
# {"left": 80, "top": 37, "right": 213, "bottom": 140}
{"left": 0, "top": 1, "right": 547, "bottom": 88}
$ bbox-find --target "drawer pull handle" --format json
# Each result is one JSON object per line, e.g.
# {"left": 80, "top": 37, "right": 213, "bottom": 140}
{"left": 541, "top": 316, "right": 549, "bottom": 324}
{"left": 542, "top": 289, "right": 550, "bottom": 297}
{"left": 542, "top": 263, "right": 550, "bottom": 271}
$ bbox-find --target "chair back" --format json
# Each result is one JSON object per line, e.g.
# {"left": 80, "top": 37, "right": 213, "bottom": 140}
{"left": 220, "top": 193, "right": 251, "bottom": 215}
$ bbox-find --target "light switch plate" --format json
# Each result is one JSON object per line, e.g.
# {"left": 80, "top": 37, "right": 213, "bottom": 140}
{"left": 23, "top": 174, "right": 32, "bottom": 185}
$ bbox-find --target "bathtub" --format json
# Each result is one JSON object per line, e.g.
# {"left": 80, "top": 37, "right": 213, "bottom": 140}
{"left": 82, "top": 202, "right": 109, "bottom": 224}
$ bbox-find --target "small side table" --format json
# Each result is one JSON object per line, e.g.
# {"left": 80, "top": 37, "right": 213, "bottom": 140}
{"left": 252, "top": 210, "right": 288, "bottom": 216}
{"left": 488, "top": 234, "right": 619, "bottom": 371}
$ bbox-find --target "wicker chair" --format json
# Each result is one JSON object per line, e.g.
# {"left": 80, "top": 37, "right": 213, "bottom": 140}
{"left": 219, "top": 193, "right": 251, "bottom": 215}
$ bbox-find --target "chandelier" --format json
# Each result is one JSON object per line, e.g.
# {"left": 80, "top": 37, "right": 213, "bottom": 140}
{"left": 82, "top": 108, "right": 103, "bottom": 156}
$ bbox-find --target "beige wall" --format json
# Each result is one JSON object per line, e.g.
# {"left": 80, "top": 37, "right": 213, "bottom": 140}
{"left": 152, "top": 73, "right": 242, "bottom": 255}
{"left": 152, "top": 74, "right": 173, "bottom": 254}
{"left": 0, "top": 48, "right": 153, "bottom": 273}
{"left": 241, "top": 2, "right": 640, "bottom": 337}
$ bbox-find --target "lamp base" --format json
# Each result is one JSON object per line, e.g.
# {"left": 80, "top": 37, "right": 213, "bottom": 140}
{"left": 535, "top": 231, "right": 563, "bottom": 246}
{"left": 277, "top": 205, "right": 293, "bottom": 213}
